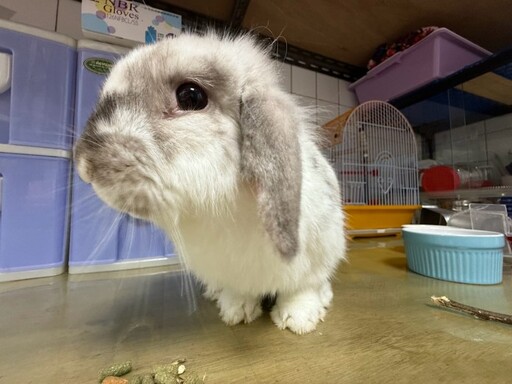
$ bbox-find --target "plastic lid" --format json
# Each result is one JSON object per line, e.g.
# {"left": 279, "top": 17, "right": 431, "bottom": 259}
{"left": 78, "top": 39, "right": 131, "bottom": 55}
{"left": 0, "top": 19, "right": 75, "bottom": 47}
{"left": 422, "top": 165, "right": 460, "bottom": 192}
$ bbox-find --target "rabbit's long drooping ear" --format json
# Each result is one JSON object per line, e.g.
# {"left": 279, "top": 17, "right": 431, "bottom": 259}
{"left": 240, "top": 87, "right": 302, "bottom": 259}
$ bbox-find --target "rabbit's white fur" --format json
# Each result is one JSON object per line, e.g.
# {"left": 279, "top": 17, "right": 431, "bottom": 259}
{"left": 74, "top": 31, "right": 346, "bottom": 334}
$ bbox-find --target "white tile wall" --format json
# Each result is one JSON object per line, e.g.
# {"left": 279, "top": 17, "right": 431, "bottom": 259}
{"left": 484, "top": 119, "right": 512, "bottom": 174}
{"left": 0, "top": 0, "right": 58, "bottom": 31}
{"left": 0, "top": 0, "right": 82, "bottom": 38}
{"left": 433, "top": 114, "right": 512, "bottom": 178}
{"left": 339, "top": 105, "right": 353, "bottom": 115}
{"left": 484, "top": 113, "right": 512, "bottom": 133}
{"left": 487, "top": 128, "right": 511, "bottom": 159}
{"left": 295, "top": 95, "right": 317, "bottom": 112}
{"left": 288, "top": 63, "right": 358, "bottom": 126}
{"left": 317, "top": 73, "right": 338, "bottom": 104}
{"left": 339, "top": 79, "right": 358, "bottom": 107}
{"left": 291, "top": 66, "right": 316, "bottom": 98}
{"left": 317, "top": 100, "right": 339, "bottom": 126}
{"left": 56, "top": 0, "right": 84, "bottom": 40}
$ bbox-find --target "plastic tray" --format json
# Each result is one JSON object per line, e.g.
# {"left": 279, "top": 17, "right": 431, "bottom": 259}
{"left": 349, "top": 28, "right": 491, "bottom": 102}
{"left": 345, "top": 205, "right": 420, "bottom": 231}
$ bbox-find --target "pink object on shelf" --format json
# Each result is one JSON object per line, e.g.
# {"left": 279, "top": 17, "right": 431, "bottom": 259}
{"left": 349, "top": 28, "right": 491, "bottom": 103}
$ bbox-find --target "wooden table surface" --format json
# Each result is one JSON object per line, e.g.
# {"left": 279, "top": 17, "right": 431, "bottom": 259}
{"left": 1, "top": 238, "right": 511, "bottom": 383}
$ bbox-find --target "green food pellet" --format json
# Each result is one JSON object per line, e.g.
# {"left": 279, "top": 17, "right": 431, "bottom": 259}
{"left": 154, "top": 371, "right": 176, "bottom": 384}
{"left": 127, "top": 375, "right": 143, "bottom": 384}
{"left": 99, "top": 361, "right": 133, "bottom": 382}
{"left": 140, "top": 374, "right": 155, "bottom": 384}
{"left": 152, "top": 364, "right": 179, "bottom": 376}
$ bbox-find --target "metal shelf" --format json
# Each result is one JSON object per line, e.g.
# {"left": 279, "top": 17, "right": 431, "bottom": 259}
{"left": 421, "top": 186, "right": 512, "bottom": 200}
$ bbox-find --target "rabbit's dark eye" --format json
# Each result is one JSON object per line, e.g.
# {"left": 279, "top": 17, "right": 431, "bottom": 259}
{"left": 176, "top": 82, "right": 208, "bottom": 111}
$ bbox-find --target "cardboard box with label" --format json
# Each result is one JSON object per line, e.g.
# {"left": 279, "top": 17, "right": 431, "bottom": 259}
{"left": 81, "top": 0, "right": 181, "bottom": 47}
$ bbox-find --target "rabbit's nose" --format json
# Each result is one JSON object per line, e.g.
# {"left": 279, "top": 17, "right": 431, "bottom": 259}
{"left": 75, "top": 156, "right": 92, "bottom": 184}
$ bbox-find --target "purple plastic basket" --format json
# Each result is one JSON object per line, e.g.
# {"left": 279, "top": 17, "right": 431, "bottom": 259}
{"left": 350, "top": 28, "right": 491, "bottom": 102}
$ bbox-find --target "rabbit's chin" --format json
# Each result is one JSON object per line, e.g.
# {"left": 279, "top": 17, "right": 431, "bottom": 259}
{"left": 91, "top": 181, "right": 163, "bottom": 221}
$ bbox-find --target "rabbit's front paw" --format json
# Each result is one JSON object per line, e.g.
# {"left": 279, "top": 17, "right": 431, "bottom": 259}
{"left": 202, "top": 285, "right": 221, "bottom": 301}
{"left": 271, "top": 283, "right": 332, "bottom": 334}
{"left": 216, "top": 290, "right": 262, "bottom": 326}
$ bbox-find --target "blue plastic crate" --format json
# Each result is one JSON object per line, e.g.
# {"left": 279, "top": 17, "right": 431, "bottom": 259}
{"left": 69, "top": 40, "right": 176, "bottom": 273}
{"left": 0, "top": 147, "right": 71, "bottom": 281}
{"left": 0, "top": 20, "right": 76, "bottom": 150}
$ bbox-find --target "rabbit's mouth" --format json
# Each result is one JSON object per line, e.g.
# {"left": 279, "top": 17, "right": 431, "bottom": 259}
{"left": 93, "top": 182, "right": 156, "bottom": 220}
{"left": 75, "top": 133, "right": 163, "bottom": 220}
{"left": 85, "top": 166, "right": 164, "bottom": 221}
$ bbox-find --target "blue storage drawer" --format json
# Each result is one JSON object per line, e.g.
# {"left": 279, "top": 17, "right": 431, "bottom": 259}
{"left": 69, "top": 40, "right": 176, "bottom": 273}
{"left": 0, "top": 146, "right": 70, "bottom": 281}
{"left": 0, "top": 20, "right": 76, "bottom": 150}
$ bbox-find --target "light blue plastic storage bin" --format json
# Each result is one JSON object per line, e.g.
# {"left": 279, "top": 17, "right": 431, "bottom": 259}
{"left": 0, "top": 145, "right": 71, "bottom": 282}
{"left": 0, "top": 20, "right": 76, "bottom": 150}
{"left": 69, "top": 40, "right": 176, "bottom": 273}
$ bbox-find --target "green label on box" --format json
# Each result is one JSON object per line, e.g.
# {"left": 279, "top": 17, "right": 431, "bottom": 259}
{"left": 84, "top": 58, "right": 114, "bottom": 75}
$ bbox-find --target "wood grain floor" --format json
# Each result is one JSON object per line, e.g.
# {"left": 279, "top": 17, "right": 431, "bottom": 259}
{"left": 1, "top": 239, "right": 511, "bottom": 383}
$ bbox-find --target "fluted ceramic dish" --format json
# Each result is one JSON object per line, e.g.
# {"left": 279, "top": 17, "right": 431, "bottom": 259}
{"left": 402, "top": 225, "right": 505, "bottom": 285}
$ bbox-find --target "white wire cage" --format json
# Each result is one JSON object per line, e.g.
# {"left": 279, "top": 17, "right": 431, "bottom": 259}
{"left": 328, "top": 100, "right": 420, "bottom": 207}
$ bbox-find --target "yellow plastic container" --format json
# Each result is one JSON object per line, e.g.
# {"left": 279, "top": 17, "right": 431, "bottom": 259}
{"left": 344, "top": 205, "right": 420, "bottom": 230}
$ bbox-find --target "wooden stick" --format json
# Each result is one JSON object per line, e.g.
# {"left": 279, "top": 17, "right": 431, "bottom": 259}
{"left": 430, "top": 296, "right": 512, "bottom": 325}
